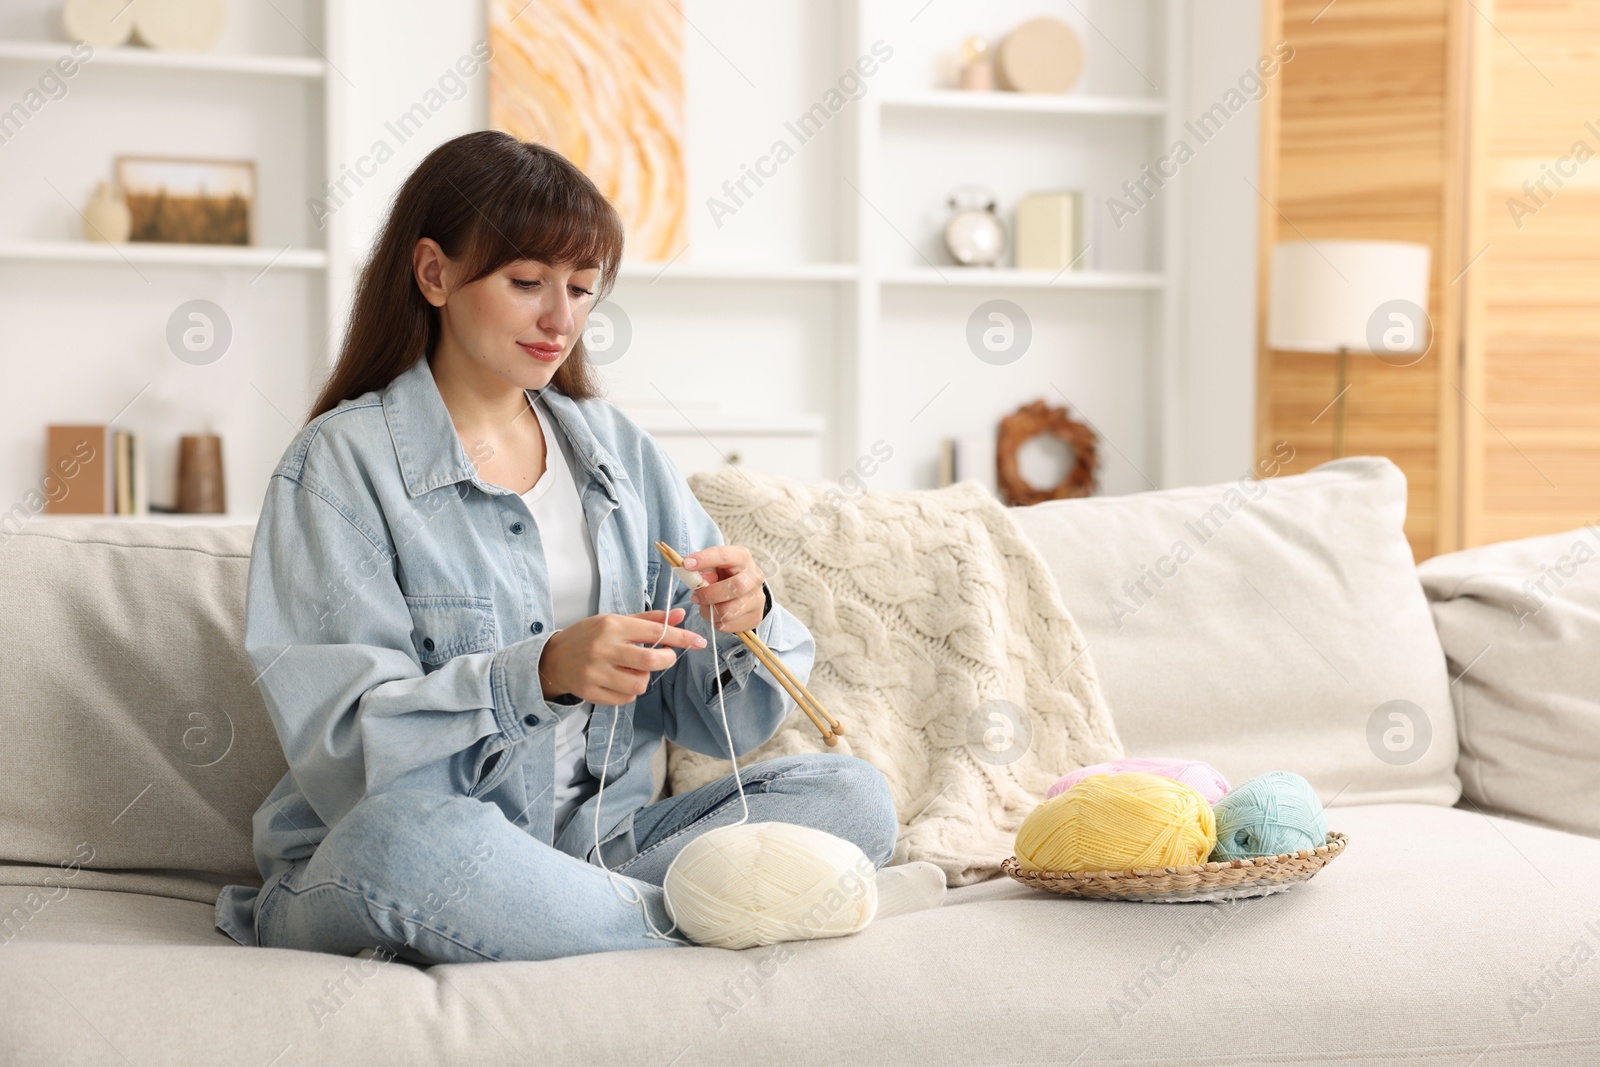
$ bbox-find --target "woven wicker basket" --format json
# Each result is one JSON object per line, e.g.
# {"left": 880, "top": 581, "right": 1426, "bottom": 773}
{"left": 1001, "top": 831, "right": 1348, "bottom": 903}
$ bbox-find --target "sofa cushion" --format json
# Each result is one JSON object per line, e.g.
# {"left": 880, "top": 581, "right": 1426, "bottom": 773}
{"left": 1008, "top": 457, "right": 1460, "bottom": 808}
{"left": 2, "top": 804, "right": 1591, "bottom": 1066}
{"left": 0, "top": 521, "right": 282, "bottom": 885}
{"left": 1418, "top": 525, "right": 1600, "bottom": 837}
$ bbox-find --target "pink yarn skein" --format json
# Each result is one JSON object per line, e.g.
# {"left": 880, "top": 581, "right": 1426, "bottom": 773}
{"left": 1047, "top": 758, "right": 1231, "bottom": 804}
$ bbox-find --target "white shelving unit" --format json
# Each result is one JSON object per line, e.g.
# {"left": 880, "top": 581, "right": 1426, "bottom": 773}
{"left": 614, "top": 260, "right": 858, "bottom": 283}
{"left": 0, "top": 39, "right": 326, "bottom": 79}
{"left": 840, "top": 0, "right": 1186, "bottom": 492}
{"left": 0, "top": 239, "right": 328, "bottom": 269}
{"left": 0, "top": 0, "right": 335, "bottom": 522}
{"left": 881, "top": 89, "right": 1167, "bottom": 117}
{"left": 879, "top": 267, "right": 1164, "bottom": 290}
{"left": 0, "top": 0, "right": 1193, "bottom": 518}
{"left": 592, "top": 0, "right": 1187, "bottom": 496}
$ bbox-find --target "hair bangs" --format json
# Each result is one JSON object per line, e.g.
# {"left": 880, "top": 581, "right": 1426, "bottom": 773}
{"left": 455, "top": 152, "right": 625, "bottom": 295}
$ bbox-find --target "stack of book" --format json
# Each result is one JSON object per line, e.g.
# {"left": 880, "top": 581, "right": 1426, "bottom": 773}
{"left": 43, "top": 425, "right": 148, "bottom": 516}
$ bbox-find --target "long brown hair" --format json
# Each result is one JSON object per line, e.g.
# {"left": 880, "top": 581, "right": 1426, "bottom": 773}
{"left": 308, "top": 130, "right": 625, "bottom": 422}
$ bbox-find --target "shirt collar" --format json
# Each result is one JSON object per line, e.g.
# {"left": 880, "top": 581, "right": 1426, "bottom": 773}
{"left": 381, "top": 356, "right": 628, "bottom": 501}
{"left": 529, "top": 383, "right": 631, "bottom": 496}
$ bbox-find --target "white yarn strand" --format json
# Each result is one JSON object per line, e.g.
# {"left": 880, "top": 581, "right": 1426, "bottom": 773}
{"left": 589, "top": 555, "right": 900, "bottom": 950}
{"left": 589, "top": 555, "right": 750, "bottom": 945}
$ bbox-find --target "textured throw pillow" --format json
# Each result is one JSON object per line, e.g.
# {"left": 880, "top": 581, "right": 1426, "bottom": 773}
{"left": 1008, "top": 456, "right": 1460, "bottom": 808}
{"left": 1418, "top": 525, "right": 1600, "bottom": 838}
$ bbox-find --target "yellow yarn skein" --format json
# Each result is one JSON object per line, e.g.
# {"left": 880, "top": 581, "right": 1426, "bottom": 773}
{"left": 1016, "top": 772, "right": 1217, "bottom": 873}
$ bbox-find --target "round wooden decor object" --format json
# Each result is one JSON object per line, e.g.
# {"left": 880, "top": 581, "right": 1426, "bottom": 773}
{"left": 135, "top": 0, "right": 227, "bottom": 53}
{"left": 996, "top": 16, "right": 1084, "bottom": 94}
{"left": 996, "top": 398, "right": 1098, "bottom": 506}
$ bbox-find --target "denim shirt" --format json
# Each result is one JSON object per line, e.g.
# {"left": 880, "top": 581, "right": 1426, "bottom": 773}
{"left": 213, "top": 355, "right": 815, "bottom": 948}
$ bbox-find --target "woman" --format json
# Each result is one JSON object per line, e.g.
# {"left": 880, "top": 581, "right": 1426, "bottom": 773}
{"left": 211, "top": 130, "right": 901, "bottom": 964}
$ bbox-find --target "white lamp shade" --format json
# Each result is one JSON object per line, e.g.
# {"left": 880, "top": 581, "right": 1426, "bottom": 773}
{"left": 1267, "top": 239, "right": 1432, "bottom": 354}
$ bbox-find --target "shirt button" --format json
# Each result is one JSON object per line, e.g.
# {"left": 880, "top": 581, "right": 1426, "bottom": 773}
{"left": 530, "top": 621, "right": 543, "bottom": 634}
{"left": 510, "top": 522, "right": 525, "bottom": 535}
{"left": 523, "top": 713, "right": 540, "bottom": 728}
{"left": 422, "top": 637, "right": 435, "bottom": 652}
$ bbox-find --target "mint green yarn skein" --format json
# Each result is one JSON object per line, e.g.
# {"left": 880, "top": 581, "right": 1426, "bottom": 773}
{"left": 1208, "top": 770, "right": 1328, "bottom": 861}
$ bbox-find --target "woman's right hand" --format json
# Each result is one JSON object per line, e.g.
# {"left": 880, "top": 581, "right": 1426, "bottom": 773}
{"left": 536, "top": 607, "right": 707, "bottom": 707}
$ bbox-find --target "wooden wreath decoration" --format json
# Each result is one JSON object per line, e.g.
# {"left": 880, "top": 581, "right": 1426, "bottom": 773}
{"left": 995, "top": 398, "right": 1099, "bottom": 506}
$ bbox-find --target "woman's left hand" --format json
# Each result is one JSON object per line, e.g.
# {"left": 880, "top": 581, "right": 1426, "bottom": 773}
{"left": 681, "top": 544, "right": 765, "bottom": 633}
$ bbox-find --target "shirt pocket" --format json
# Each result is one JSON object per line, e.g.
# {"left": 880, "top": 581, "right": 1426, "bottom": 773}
{"left": 403, "top": 594, "right": 498, "bottom": 670}
{"left": 644, "top": 557, "right": 662, "bottom": 613}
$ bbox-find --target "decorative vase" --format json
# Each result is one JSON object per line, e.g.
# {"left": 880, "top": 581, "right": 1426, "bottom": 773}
{"left": 177, "top": 434, "right": 226, "bottom": 514}
{"left": 82, "top": 181, "right": 132, "bottom": 243}
{"left": 958, "top": 36, "right": 994, "bottom": 91}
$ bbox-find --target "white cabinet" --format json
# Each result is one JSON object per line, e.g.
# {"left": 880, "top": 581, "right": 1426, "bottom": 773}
{"left": 620, "top": 410, "right": 826, "bottom": 481}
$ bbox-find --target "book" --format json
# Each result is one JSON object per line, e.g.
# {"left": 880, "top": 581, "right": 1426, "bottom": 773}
{"left": 1015, "top": 191, "right": 1084, "bottom": 272}
{"left": 131, "top": 431, "right": 148, "bottom": 516}
{"left": 938, "top": 437, "right": 959, "bottom": 488}
{"left": 114, "top": 430, "right": 133, "bottom": 515}
{"left": 43, "top": 425, "right": 114, "bottom": 514}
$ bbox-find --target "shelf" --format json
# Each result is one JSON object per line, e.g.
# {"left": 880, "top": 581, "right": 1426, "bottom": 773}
{"left": 619, "top": 408, "right": 826, "bottom": 436}
{"left": 881, "top": 90, "right": 1165, "bottom": 117}
{"left": 0, "top": 241, "right": 327, "bottom": 270}
{"left": 615, "top": 261, "right": 857, "bottom": 283}
{"left": 880, "top": 268, "right": 1164, "bottom": 290}
{"left": 609, "top": 262, "right": 1161, "bottom": 289}
{"left": 0, "top": 40, "right": 326, "bottom": 79}
{"left": 33, "top": 513, "right": 257, "bottom": 525}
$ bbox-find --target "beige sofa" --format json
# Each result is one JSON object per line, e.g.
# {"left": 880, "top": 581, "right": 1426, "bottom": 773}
{"left": 3, "top": 457, "right": 1597, "bottom": 1066}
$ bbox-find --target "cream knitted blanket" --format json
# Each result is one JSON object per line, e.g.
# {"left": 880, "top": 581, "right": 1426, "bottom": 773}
{"left": 667, "top": 469, "right": 1124, "bottom": 886}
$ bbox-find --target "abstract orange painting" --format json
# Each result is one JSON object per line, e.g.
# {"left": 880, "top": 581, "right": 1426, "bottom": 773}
{"left": 488, "top": 0, "right": 687, "bottom": 262}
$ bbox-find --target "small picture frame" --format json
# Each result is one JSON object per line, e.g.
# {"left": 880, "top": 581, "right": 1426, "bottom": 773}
{"left": 114, "top": 155, "right": 256, "bottom": 246}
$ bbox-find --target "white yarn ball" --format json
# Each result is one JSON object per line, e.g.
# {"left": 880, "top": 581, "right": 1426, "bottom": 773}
{"left": 663, "top": 822, "right": 879, "bottom": 949}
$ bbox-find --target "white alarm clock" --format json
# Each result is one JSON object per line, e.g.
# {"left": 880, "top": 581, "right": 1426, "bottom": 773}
{"left": 944, "top": 186, "right": 1007, "bottom": 267}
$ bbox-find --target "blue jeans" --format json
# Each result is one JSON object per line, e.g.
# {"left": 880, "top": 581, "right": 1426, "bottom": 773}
{"left": 254, "top": 753, "right": 898, "bottom": 964}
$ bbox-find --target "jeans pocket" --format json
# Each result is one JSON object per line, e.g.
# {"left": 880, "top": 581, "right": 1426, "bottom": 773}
{"left": 594, "top": 810, "right": 639, "bottom": 871}
{"left": 254, "top": 867, "right": 300, "bottom": 949}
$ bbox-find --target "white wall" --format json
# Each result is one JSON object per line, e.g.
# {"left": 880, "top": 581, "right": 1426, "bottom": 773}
{"left": 323, "top": 0, "right": 487, "bottom": 349}
{"left": 1173, "top": 0, "right": 1264, "bottom": 486}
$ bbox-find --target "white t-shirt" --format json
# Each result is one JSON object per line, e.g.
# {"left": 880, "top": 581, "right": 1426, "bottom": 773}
{"left": 520, "top": 391, "right": 602, "bottom": 838}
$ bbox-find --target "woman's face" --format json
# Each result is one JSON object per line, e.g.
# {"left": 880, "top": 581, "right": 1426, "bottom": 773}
{"left": 417, "top": 240, "right": 601, "bottom": 390}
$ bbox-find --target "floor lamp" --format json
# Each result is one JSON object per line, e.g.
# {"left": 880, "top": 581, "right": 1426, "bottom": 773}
{"left": 1267, "top": 240, "right": 1433, "bottom": 459}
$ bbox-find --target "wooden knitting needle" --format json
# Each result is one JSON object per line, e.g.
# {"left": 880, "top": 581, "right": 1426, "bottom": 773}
{"left": 654, "top": 541, "right": 845, "bottom": 746}
{"left": 735, "top": 631, "right": 841, "bottom": 742}
{"left": 656, "top": 541, "right": 839, "bottom": 738}
{"left": 655, "top": 540, "right": 839, "bottom": 745}
{"left": 734, "top": 632, "right": 837, "bottom": 745}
